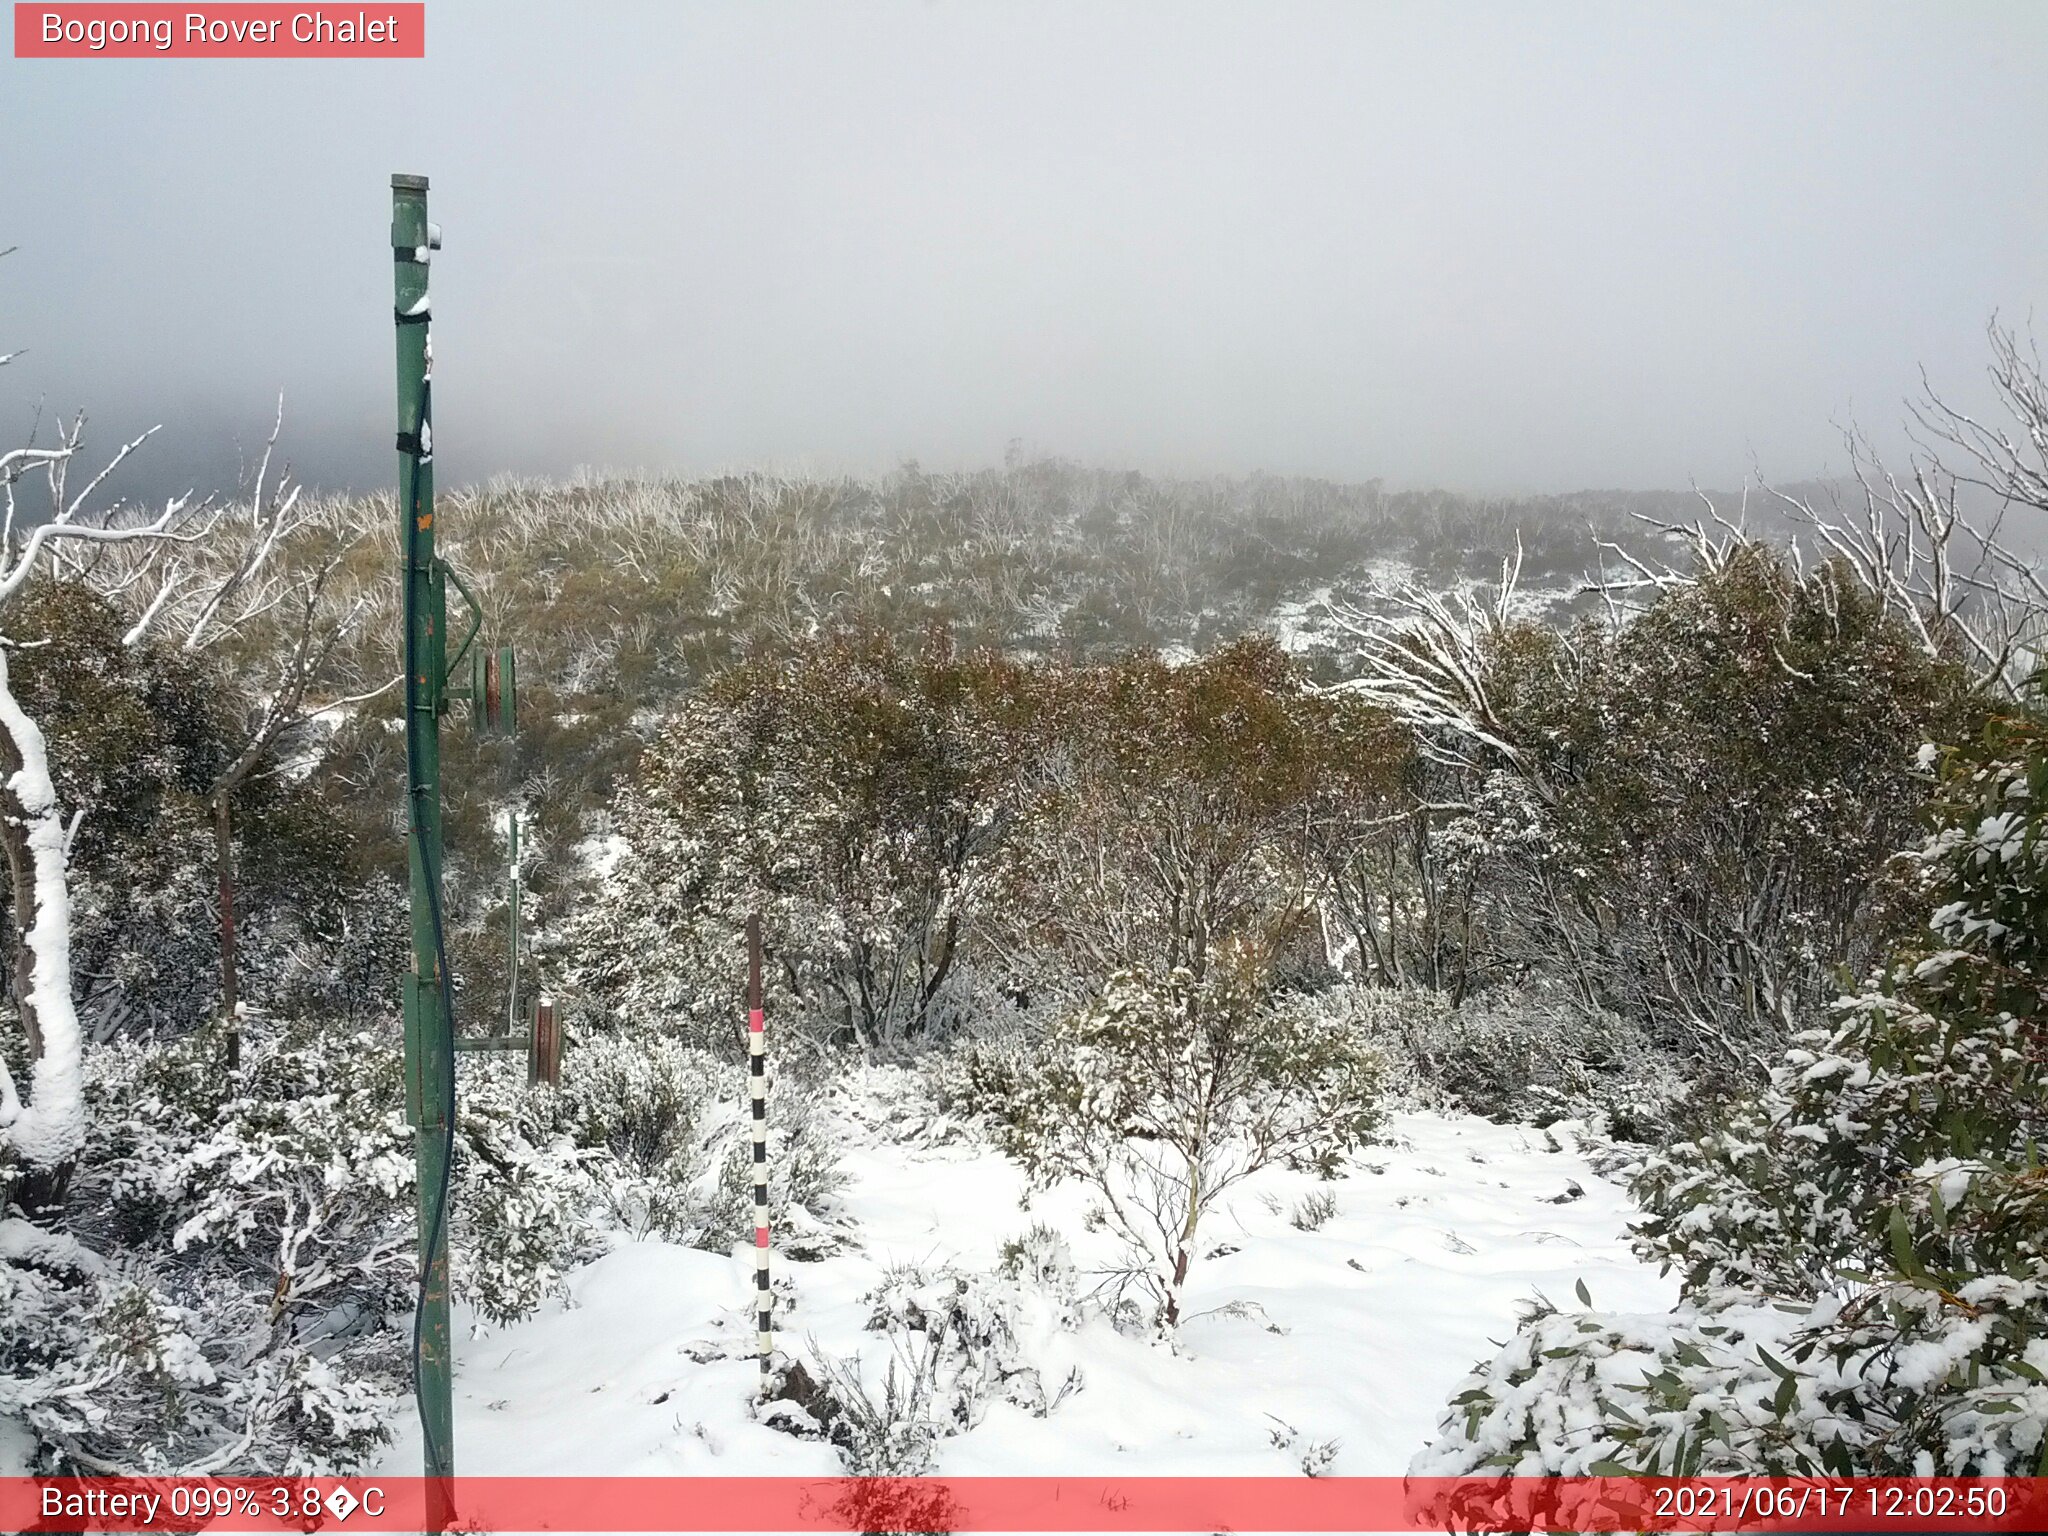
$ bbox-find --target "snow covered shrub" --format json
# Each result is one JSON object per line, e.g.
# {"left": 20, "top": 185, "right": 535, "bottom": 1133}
{"left": 0, "top": 1020, "right": 416, "bottom": 1473}
{"left": 920, "top": 1030, "right": 1030, "bottom": 1132}
{"left": 538, "top": 1031, "right": 847, "bottom": 1252}
{"left": 0, "top": 1019, "right": 612, "bottom": 1470}
{"left": 1265, "top": 1414, "right": 1342, "bottom": 1477}
{"left": 996, "top": 1222, "right": 1080, "bottom": 1310}
{"left": 701, "top": 1089, "right": 850, "bottom": 1257}
{"left": 1334, "top": 981, "right": 1683, "bottom": 1137}
{"left": 1416, "top": 1271, "right": 2048, "bottom": 1479}
{"left": 1290, "top": 1190, "right": 1338, "bottom": 1231}
{"left": 795, "top": 1254, "right": 1083, "bottom": 1485}
{"left": 1, "top": 577, "right": 359, "bottom": 1045}
{"left": 1418, "top": 688, "right": 2048, "bottom": 1478}
{"left": 457, "top": 1156, "right": 597, "bottom": 1327}
{"left": 1538, "top": 550, "right": 1974, "bottom": 1057}
{"left": 801, "top": 1340, "right": 946, "bottom": 1477}
{"left": 453, "top": 1056, "right": 607, "bottom": 1326}
{"left": 1000, "top": 961, "right": 1385, "bottom": 1335}
{"left": 100, "top": 1019, "right": 598, "bottom": 1334}
{"left": 858, "top": 1258, "right": 1083, "bottom": 1424}
{"left": 551, "top": 1031, "right": 722, "bottom": 1181}
{"left": 0, "top": 1237, "right": 398, "bottom": 1475}
{"left": 85, "top": 1018, "right": 414, "bottom": 1313}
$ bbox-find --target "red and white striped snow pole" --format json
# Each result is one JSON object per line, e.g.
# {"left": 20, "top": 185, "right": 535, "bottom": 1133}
{"left": 746, "top": 913, "right": 771, "bottom": 1376}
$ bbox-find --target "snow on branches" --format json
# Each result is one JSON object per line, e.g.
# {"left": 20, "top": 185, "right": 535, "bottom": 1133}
{"left": 1417, "top": 682, "right": 2048, "bottom": 1479}
{"left": 999, "top": 963, "right": 1385, "bottom": 1338}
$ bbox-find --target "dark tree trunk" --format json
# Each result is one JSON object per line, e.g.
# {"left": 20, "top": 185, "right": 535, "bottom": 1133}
{"left": 0, "top": 785, "right": 42, "bottom": 1063}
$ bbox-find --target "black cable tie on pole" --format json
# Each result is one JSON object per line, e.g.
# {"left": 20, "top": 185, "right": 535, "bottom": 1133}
{"left": 396, "top": 431, "right": 428, "bottom": 456}
{"left": 392, "top": 243, "right": 430, "bottom": 264}
{"left": 395, "top": 307, "right": 432, "bottom": 326}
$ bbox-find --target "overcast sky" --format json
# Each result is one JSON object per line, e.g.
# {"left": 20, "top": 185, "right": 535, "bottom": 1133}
{"left": 2, "top": 0, "right": 2044, "bottom": 501}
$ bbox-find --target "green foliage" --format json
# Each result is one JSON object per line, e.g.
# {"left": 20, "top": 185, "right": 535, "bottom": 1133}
{"left": 568, "top": 628, "right": 1029, "bottom": 1053}
{"left": 291, "top": 462, "right": 1667, "bottom": 979}
{"left": 1408, "top": 546, "right": 1980, "bottom": 1057}
{"left": 1632, "top": 691, "right": 2044, "bottom": 1294}
{"left": 1419, "top": 682, "right": 2048, "bottom": 1478}
{"left": 1004, "top": 637, "right": 1407, "bottom": 990}
{"left": 1, "top": 579, "right": 231, "bottom": 860}
{"left": 0, "top": 579, "right": 357, "bottom": 1038}
{"left": 1417, "top": 1280, "right": 2048, "bottom": 1480}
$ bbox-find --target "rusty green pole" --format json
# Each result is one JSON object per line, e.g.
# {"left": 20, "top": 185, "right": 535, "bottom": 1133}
{"left": 392, "top": 171, "right": 455, "bottom": 1509}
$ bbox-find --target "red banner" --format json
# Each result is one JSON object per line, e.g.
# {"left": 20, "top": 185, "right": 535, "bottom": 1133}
{"left": 12, "top": 5, "right": 425, "bottom": 58}
{"left": 4, "top": 1475, "right": 2046, "bottom": 1532}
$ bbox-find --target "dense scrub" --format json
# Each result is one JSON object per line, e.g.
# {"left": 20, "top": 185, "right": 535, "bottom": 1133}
{"left": 0, "top": 431, "right": 2029, "bottom": 1472}
{"left": 295, "top": 460, "right": 1687, "bottom": 959}
{"left": 1417, "top": 682, "right": 2047, "bottom": 1478}
{"left": 575, "top": 546, "right": 1974, "bottom": 1085}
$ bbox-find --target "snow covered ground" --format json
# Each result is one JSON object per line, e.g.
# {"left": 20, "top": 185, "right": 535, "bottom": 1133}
{"left": 377, "top": 1101, "right": 1676, "bottom": 1482}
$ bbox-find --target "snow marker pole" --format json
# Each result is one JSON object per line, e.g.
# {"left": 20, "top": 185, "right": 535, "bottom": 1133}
{"left": 747, "top": 913, "right": 772, "bottom": 1376}
{"left": 506, "top": 808, "right": 522, "bottom": 1037}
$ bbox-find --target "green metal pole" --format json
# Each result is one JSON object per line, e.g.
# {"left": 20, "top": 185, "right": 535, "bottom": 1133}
{"left": 391, "top": 172, "right": 455, "bottom": 1507}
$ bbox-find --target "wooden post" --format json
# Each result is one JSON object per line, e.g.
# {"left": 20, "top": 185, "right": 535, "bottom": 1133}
{"left": 530, "top": 998, "right": 561, "bottom": 1088}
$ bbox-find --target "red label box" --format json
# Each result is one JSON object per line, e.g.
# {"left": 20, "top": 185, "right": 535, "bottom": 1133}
{"left": 13, "top": 4, "right": 425, "bottom": 57}
{"left": 4, "top": 1475, "right": 2048, "bottom": 1533}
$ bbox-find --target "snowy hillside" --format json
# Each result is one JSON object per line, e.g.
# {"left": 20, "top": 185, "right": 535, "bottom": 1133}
{"left": 377, "top": 1088, "right": 1674, "bottom": 1480}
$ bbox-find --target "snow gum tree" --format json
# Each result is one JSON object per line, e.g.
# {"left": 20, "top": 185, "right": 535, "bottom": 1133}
{"left": 570, "top": 627, "right": 1032, "bottom": 1053}
{"left": 0, "top": 440, "right": 191, "bottom": 1215}
{"left": 1543, "top": 547, "right": 1976, "bottom": 1057}
{"left": 999, "top": 635, "right": 1406, "bottom": 996}
{"left": 1329, "top": 544, "right": 1977, "bottom": 1068}
{"left": 974, "top": 640, "right": 1403, "bottom": 1336}
{"left": 0, "top": 579, "right": 350, "bottom": 1046}
{"left": 83, "top": 408, "right": 392, "bottom": 1064}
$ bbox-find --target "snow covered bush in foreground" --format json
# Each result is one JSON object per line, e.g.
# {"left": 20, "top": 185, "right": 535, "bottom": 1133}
{"left": 2, "top": 1021, "right": 413, "bottom": 1472}
{"left": 1417, "top": 690, "right": 2047, "bottom": 1478}
{"left": 0, "top": 1230, "right": 396, "bottom": 1475}
{"left": 791, "top": 1252, "right": 1083, "bottom": 1480}
{"left": 2, "top": 1021, "right": 610, "bottom": 1472}
{"left": 999, "top": 962, "right": 1385, "bottom": 1336}
{"left": 91, "top": 1025, "right": 596, "bottom": 1336}
{"left": 453, "top": 1056, "right": 609, "bottom": 1326}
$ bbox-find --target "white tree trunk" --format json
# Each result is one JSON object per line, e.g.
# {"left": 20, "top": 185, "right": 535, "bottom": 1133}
{"left": 0, "top": 643, "right": 85, "bottom": 1172}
